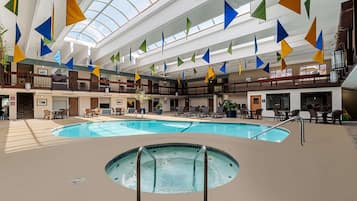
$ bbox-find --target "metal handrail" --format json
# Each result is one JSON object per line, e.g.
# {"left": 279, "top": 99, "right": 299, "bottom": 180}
{"left": 250, "top": 116, "right": 305, "bottom": 146}
{"left": 192, "top": 146, "right": 208, "bottom": 201}
{"left": 136, "top": 146, "right": 157, "bottom": 201}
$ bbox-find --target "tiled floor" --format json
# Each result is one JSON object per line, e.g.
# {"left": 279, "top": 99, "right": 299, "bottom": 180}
{"left": 0, "top": 115, "right": 356, "bottom": 201}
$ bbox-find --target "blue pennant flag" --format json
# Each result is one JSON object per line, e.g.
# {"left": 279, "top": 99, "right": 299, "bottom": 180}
{"left": 263, "top": 62, "right": 270, "bottom": 73}
{"left": 220, "top": 62, "right": 227, "bottom": 74}
{"left": 277, "top": 20, "right": 289, "bottom": 43}
{"left": 129, "top": 48, "right": 132, "bottom": 63}
{"left": 224, "top": 0, "right": 238, "bottom": 29}
{"left": 15, "top": 23, "right": 21, "bottom": 44}
{"left": 161, "top": 32, "right": 165, "bottom": 54}
{"left": 65, "top": 57, "right": 74, "bottom": 70}
{"left": 88, "top": 59, "right": 93, "bottom": 71}
{"left": 256, "top": 55, "right": 264, "bottom": 68}
{"left": 254, "top": 35, "right": 258, "bottom": 54}
{"left": 53, "top": 50, "right": 61, "bottom": 65}
{"left": 316, "top": 30, "right": 323, "bottom": 50}
{"left": 163, "top": 62, "right": 167, "bottom": 73}
{"left": 35, "top": 17, "right": 52, "bottom": 41}
{"left": 202, "top": 49, "right": 210, "bottom": 63}
{"left": 40, "top": 39, "right": 52, "bottom": 56}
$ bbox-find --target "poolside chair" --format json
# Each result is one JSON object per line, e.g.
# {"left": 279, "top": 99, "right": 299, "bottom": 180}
{"left": 176, "top": 107, "right": 184, "bottom": 116}
{"left": 184, "top": 106, "right": 196, "bottom": 117}
{"left": 327, "top": 110, "right": 343, "bottom": 125}
{"left": 308, "top": 109, "right": 320, "bottom": 123}
{"left": 43, "top": 110, "right": 52, "bottom": 120}
{"left": 255, "top": 108, "right": 263, "bottom": 120}
{"left": 93, "top": 108, "right": 101, "bottom": 116}
{"left": 213, "top": 106, "right": 225, "bottom": 118}
{"left": 289, "top": 110, "right": 300, "bottom": 118}
{"left": 240, "top": 108, "right": 249, "bottom": 119}
{"left": 273, "top": 108, "right": 284, "bottom": 121}
{"left": 199, "top": 106, "right": 210, "bottom": 118}
{"left": 60, "top": 109, "right": 68, "bottom": 119}
{"left": 84, "top": 108, "right": 93, "bottom": 118}
{"left": 116, "top": 108, "right": 123, "bottom": 115}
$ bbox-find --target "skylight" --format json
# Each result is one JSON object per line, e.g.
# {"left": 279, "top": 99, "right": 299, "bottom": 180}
{"left": 66, "top": 0, "right": 158, "bottom": 46}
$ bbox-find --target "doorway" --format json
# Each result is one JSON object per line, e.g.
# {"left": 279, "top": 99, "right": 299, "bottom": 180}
{"left": 90, "top": 97, "right": 99, "bottom": 109}
{"left": 148, "top": 100, "right": 153, "bottom": 112}
{"left": 0, "top": 95, "right": 9, "bottom": 119}
{"left": 69, "top": 71, "right": 78, "bottom": 90}
{"left": 250, "top": 95, "right": 262, "bottom": 111}
{"left": 68, "top": 97, "right": 79, "bottom": 116}
{"left": 17, "top": 93, "right": 34, "bottom": 119}
{"left": 208, "top": 98, "right": 214, "bottom": 112}
{"left": 17, "top": 63, "right": 34, "bottom": 87}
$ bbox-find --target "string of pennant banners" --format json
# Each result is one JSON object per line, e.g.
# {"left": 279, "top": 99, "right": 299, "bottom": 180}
{"left": 6, "top": 0, "right": 323, "bottom": 85}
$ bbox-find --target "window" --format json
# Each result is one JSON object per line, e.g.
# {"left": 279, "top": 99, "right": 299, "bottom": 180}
{"left": 301, "top": 92, "right": 332, "bottom": 111}
{"left": 127, "top": 98, "right": 135, "bottom": 108}
{"left": 270, "top": 68, "right": 292, "bottom": 78}
{"left": 300, "top": 64, "right": 327, "bottom": 75}
{"left": 266, "top": 94, "right": 290, "bottom": 110}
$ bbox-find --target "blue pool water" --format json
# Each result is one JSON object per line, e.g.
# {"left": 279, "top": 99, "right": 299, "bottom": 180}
{"left": 53, "top": 120, "right": 289, "bottom": 142}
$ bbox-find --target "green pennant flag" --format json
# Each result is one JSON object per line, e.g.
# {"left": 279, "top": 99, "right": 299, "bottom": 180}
{"left": 150, "top": 64, "right": 155, "bottom": 75}
{"left": 193, "top": 68, "right": 197, "bottom": 74}
{"left": 227, "top": 41, "right": 233, "bottom": 55}
{"left": 115, "top": 52, "right": 120, "bottom": 62}
{"left": 276, "top": 52, "right": 282, "bottom": 62}
{"left": 304, "top": 0, "right": 310, "bottom": 19}
{"left": 43, "top": 37, "right": 55, "bottom": 45}
{"left": 251, "top": 0, "right": 266, "bottom": 21}
{"left": 5, "top": 0, "right": 19, "bottom": 16}
{"left": 191, "top": 52, "right": 196, "bottom": 63}
{"left": 139, "top": 40, "right": 147, "bottom": 53}
{"left": 110, "top": 54, "right": 115, "bottom": 63}
{"left": 177, "top": 57, "right": 184, "bottom": 67}
{"left": 186, "top": 17, "right": 192, "bottom": 38}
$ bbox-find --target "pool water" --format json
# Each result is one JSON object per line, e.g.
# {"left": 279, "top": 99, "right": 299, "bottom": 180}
{"left": 53, "top": 120, "right": 289, "bottom": 142}
{"left": 105, "top": 144, "right": 239, "bottom": 193}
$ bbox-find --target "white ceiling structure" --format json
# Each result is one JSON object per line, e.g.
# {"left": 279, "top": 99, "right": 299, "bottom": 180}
{"left": 0, "top": 0, "right": 345, "bottom": 80}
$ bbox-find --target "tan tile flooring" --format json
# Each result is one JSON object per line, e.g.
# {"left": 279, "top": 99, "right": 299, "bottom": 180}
{"left": 0, "top": 114, "right": 356, "bottom": 201}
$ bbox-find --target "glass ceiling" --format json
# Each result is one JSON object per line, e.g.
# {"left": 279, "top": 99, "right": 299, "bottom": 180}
{"left": 67, "top": 0, "right": 158, "bottom": 45}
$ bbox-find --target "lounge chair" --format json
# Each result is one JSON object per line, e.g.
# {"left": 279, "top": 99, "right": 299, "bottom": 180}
{"left": 213, "top": 107, "right": 225, "bottom": 118}
{"left": 289, "top": 110, "right": 300, "bottom": 118}
{"left": 327, "top": 110, "right": 343, "bottom": 125}
{"left": 273, "top": 108, "right": 284, "bottom": 121}
{"left": 199, "top": 106, "right": 210, "bottom": 118}
{"left": 308, "top": 109, "right": 320, "bottom": 123}
{"left": 176, "top": 107, "right": 184, "bottom": 116}
{"left": 184, "top": 106, "right": 196, "bottom": 117}
{"left": 240, "top": 108, "right": 249, "bottom": 119}
{"left": 116, "top": 108, "right": 123, "bottom": 115}
{"left": 43, "top": 110, "right": 52, "bottom": 120}
{"left": 84, "top": 108, "right": 93, "bottom": 118}
{"left": 255, "top": 108, "right": 263, "bottom": 120}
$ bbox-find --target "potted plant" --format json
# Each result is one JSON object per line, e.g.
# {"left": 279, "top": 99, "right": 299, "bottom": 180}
{"left": 223, "top": 100, "right": 238, "bottom": 118}
{"left": 155, "top": 102, "right": 163, "bottom": 115}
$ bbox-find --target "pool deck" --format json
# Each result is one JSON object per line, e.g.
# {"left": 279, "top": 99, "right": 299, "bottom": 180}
{"left": 0, "top": 114, "right": 356, "bottom": 201}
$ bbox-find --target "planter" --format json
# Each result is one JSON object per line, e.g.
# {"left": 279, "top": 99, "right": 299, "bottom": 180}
{"left": 155, "top": 109, "right": 163, "bottom": 115}
{"left": 226, "top": 110, "right": 237, "bottom": 118}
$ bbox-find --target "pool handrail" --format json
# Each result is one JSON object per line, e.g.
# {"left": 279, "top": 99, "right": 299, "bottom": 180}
{"left": 192, "top": 145, "right": 208, "bottom": 201}
{"left": 250, "top": 116, "right": 305, "bottom": 146}
{"left": 136, "top": 146, "right": 157, "bottom": 201}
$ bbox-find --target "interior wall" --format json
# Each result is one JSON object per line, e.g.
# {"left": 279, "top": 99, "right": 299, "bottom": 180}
{"left": 342, "top": 89, "right": 357, "bottom": 120}
{"left": 190, "top": 97, "right": 208, "bottom": 107}
{"left": 79, "top": 96, "right": 90, "bottom": 116}
{"left": 33, "top": 94, "right": 52, "bottom": 119}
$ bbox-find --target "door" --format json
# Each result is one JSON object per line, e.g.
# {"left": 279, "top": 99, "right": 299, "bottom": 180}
{"left": 69, "top": 71, "right": 78, "bottom": 90}
{"left": 208, "top": 98, "right": 214, "bottom": 112}
{"left": 90, "top": 74, "right": 98, "bottom": 91}
{"left": 136, "top": 100, "right": 141, "bottom": 112}
{"left": 90, "top": 97, "right": 98, "bottom": 109}
{"left": 148, "top": 100, "right": 153, "bottom": 112}
{"left": 250, "top": 95, "right": 262, "bottom": 111}
{"left": 17, "top": 93, "right": 34, "bottom": 119}
{"left": 17, "top": 63, "right": 33, "bottom": 87}
{"left": 69, "top": 97, "right": 79, "bottom": 116}
{"left": 185, "top": 98, "right": 189, "bottom": 111}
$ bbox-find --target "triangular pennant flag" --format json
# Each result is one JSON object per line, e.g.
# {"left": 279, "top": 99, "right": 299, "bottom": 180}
{"left": 191, "top": 52, "right": 196, "bottom": 63}
{"left": 251, "top": 0, "right": 266, "bottom": 20}
{"left": 35, "top": 17, "right": 52, "bottom": 41}
{"left": 66, "top": 0, "right": 86, "bottom": 26}
{"left": 193, "top": 68, "right": 197, "bottom": 74}
{"left": 279, "top": 0, "right": 301, "bottom": 14}
{"left": 254, "top": 35, "right": 258, "bottom": 54}
{"left": 5, "top": 0, "right": 18, "bottom": 16}
{"left": 313, "top": 50, "right": 324, "bottom": 64}
{"left": 256, "top": 55, "right": 264, "bottom": 68}
{"left": 304, "top": 0, "right": 310, "bottom": 19}
{"left": 110, "top": 54, "right": 115, "bottom": 63}
{"left": 177, "top": 57, "right": 184, "bottom": 67}
{"left": 238, "top": 62, "right": 243, "bottom": 76}
{"left": 276, "top": 52, "right": 282, "bottom": 62}
{"left": 163, "top": 62, "right": 167, "bottom": 73}
{"left": 150, "top": 64, "right": 155, "bottom": 75}
{"left": 115, "top": 52, "right": 120, "bottom": 62}
{"left": 281, "top": 58, "right": 287, "bottom": 70}
{"left": 13, "top": 44, "right": 25, "bottom": 63}
{"left": 227, "top": 41, "right": 233, "bottom": 55}
{"left": 305, "top": 17, "right": 317, "bottom": 47}
{"left": 92, "top": 65, "right": 100, "bottom": 77}
{"left": 186, "top": 17, "right": 192, "bottom": 37}
{"left": 281, "top": 40, "right": 293, "bottom": 59}
{"left": 263, "top": 63, "right": 270, "bottom": 73}
{"left": 15, "top": 23, "right": 21, "bottom": 44}
{"left": 202, "top": 49, "right": 210, "bottom": 63}
{"left": 135, "top": 70, "right": 141, "bottom": 81}
{"left": 139, "top": 40, "right": 147, "bottom": 53}
{"left": 40, "top": 39, "right": 52, "bottom": 56}
{"left": 204, "top": 73, "right": 209, "bottom": 83}
{"left": 161, "top": 32, "right": 165, "bottom": 54}
{"left": 316, "top": 30, "right": 324, "bottom": 51}
{"left": 87, "top": 58, "right": 93, "bottom": 71}
{"left": 65, "top": 57, "right": 74, "bottom": 70}
{"left": 54, "top": 50, "right": 61, "bottom": 65}
{"left": 129, "top": 48, "right": 132, "bottom": 63}
{"left": 207, "top": 66, "right": 216, "bottom": 79}
{"left": 224, "top": 0, "right": 238, "bottom": 29}
{"left": 220, "top": 62, "right": 227, "bottom": 74}
{"left": 277, "top": 20, "right": 289, "bottom": 43}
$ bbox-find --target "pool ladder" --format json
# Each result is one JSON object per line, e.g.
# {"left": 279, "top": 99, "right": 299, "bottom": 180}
{"left": 249, "top": 116, "right": 305, "bottom": 146}
{"left": 136, "top": 145, "right": 208, "bottom": 201}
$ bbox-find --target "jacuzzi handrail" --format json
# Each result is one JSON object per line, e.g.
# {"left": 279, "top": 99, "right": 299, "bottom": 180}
{"left": 250, "top": 116, "right": 305, "bottom": 146}
{"left": 192, "top": 145, "right": 208, "bottom": 201}
{"left": 136, "top": 146, "right": 157, "bottom": 201}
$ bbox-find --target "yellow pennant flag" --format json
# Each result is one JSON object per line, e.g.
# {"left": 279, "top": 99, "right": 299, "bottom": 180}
{"left": 281, "top": 40, "right": 293, "bottom": 59}
{"left": 135, "top": 70, "right": 141, "bottom": 81}
{"left": 13, "top": 44, "right": 25, "bottom": 63}
{"left": 313, "top": 50, "right": 324, "bottom": 64}
{"left": 305, "top": 17, "right": 316, "bottom": 47}
{"left": 238, "top": 62, "right": 243, "bottom": 76}
{"left": 66, "top": 0, "right": 86, "bottom": 26}
{"left": 92, "top": 65, "right": 100, "bottom": 77}
{"left": 279, "top": 0, "right": 301, "bottom": 14}
{"left": 207, "top": 66, "right": 216, "bottom": 79}
{"left": 281, "top": 58, "right": 287, "bottom": 70}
